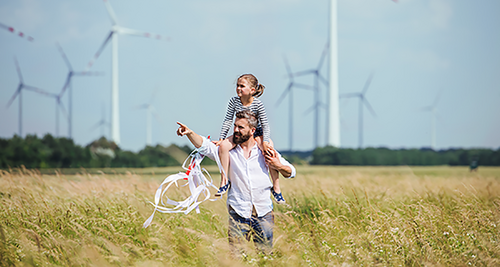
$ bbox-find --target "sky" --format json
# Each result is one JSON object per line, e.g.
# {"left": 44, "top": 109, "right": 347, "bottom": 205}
{"left": 0, "top": 0, "right": 499, "bottom": 152}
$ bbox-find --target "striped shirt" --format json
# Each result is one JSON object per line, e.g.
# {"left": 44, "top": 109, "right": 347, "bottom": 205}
{"left": 219, "top": 96, "right": 270, "bottom": 142}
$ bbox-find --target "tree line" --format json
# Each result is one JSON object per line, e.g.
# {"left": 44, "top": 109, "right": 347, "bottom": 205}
{"left": 309, "top": 146, "right": 500, "bottom": 166}
{"left": 0, "top": 134, "right": 194, "bottom": 169}
{"left": 1, "top": 134, "right": 499, "bottom": 169}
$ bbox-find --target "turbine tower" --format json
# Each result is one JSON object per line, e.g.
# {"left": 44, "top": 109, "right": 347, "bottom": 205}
{"left": 84, "top": 0, "right": 168, "bottom": 145}
{"left": 90, "top": 104, "right": 110, "bottom": 138}
{"left": 6, "top": 57, "right": 47, "bottom": 137}
{"left": 133, "top": 95, "right": 162, "bottom": 146}
{"left": 292, "top": 44, "right": 329, "bottom": 148}
{"left": 421, "top": 91, "right": 441, "bottom": 150}
{"left": 56, "top": 43, "right": 102, "bottom": 138}
{"left": 276, "top": 57, "right": 313, "bottom": 151}
{"left": 29, "top": 89, "right": 68, "bottom": 137}
{"left": 340, "top": 73, "right": 377, "bottom": 149}
{"left": 327, "top": 0, "right": 341, "bottom": 147}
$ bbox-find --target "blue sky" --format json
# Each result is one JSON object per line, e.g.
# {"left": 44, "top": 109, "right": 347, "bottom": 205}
{"left": 1, "top": 0, "right": 499, "bottom": 151}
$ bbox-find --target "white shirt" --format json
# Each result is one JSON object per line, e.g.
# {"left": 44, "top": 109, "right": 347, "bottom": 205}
{"left": 198, "top": 136, "right": 296, "bottom": 218}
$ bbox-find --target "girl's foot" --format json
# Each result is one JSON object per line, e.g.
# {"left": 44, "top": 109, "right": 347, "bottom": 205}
{"left": 215, "top": 182, "right": 230, "bottom": 197}
{"left": 271, "top": 187, "right": 286, "bottom": 204}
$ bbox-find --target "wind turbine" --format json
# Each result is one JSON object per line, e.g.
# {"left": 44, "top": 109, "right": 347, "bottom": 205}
{"left": 90, "top": 104, "right": 110, "bottom": 138}
{"left": 84, "top": 0, "right": 168, "bottom": 145}
{"left": 326, "top": 0, "right": 397, "bottom": 147}
{"left": 292, "top": 43, "right": 329, "bottom": 148}
{"left": 0, "top": 22, "right": 34, "bottom": 42}
{"left": 276, "top": 57, "right": 314, "bottom": 151}
{"left": 56, "top": 43, "right": 102, "bottom": 139}
{"left": 340, "top": 73, "right": 377, "bottom": 149}
{"left": 6, "top": 57, "right": 47, "bottom": 137}
{"left": 133, "top": 95, "right": 162, "bottom": 146}
{"left": 421, "top": 91, "right": 442, "bottom": 150}
{"left": 327, "top": 0, "right": 340, "bottom": 147}
{"left": 29, "top": 89, "right": 68, "bottom": 137}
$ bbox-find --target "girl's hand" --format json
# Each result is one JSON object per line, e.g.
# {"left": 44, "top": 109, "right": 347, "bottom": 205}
{"left": 212, "top": 139, "right": 223, "bottom": 146}
{"left": 263, "top": 141, "right": 273, "bottom": 154}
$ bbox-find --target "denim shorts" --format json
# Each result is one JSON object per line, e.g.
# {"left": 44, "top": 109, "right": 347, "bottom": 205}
{"left": 253, "top": 127, "right": 263, "bottom": 138}
{"left": 228, "top": 205, "right": 274, "bottom": 254}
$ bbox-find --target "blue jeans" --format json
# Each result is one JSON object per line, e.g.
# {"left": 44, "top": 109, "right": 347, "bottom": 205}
{"left": 228, "top": 206, "right": 274, "bottom": 254}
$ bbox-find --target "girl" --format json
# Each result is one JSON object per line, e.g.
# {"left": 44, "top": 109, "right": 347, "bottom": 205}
{"left": 215, "top": 74, "right": 285, "bottom": 204}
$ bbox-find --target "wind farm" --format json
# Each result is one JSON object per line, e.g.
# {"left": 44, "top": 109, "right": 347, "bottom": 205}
{"left": 1, "top": 1, "right": 500, "bottom": 266}
{"left": 0, "top": 0, "right": 498, "bottom": 152}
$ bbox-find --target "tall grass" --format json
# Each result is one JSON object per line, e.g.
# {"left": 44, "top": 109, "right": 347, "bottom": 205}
{"left": 1, "top": 166, "right": 499, "bottom": 266}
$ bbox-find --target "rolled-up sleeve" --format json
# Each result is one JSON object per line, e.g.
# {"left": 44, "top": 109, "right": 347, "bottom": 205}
{"left": 197, "top": 136, "right": 218, "bottom": 161}
{"left": 277, "top": 153, "right": 296, "bottom": 179}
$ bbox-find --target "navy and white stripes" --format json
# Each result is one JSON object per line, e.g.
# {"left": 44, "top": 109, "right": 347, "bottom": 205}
{"left": 219, "top": 96, "right": 270, "bottom": 142}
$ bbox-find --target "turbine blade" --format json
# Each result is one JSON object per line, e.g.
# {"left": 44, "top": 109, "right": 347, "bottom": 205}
{"left": 132, "top": 103, "right": 149, "bottom": 110}
{"left": 318, "top": 74, "right": 329, "bottom": 87}
{"left": 363, "top": 99, "right": 377, "bottom": 117}
{"left": 317, "top": 42, "right": 329, "bottom": 69}
{"left": 283, "top": 56, "right": 293, "bottom": 77}
{"left": 362, "top": 72, "right": 374, "bottom": 94}
{"left": 85, "top": 31, "right": 113, "bottom": 71}
{"left": 303, "top": 105, "right": 315, "bottom": 115}
{"left": 340, "top": 93, "right": 360, "bottom": 98}
{"left": 103, "top": 0, "right": 119, "bottom": 25}
{"left": 118, "top": 27, "right": 169, "bottom": 40}
{"left": 59, "top": 75, "right": 71, "bottom": 97}
{"left": 292, "top": 83, "right": 314, "bottom": 90}
{"left": 57, "top": 99, "right": 69, "bottom": 119}
{"left": 24, "top": 86, "right": 56, "bottom": 97}
{"left": 432, "top": 89, "right": 443, "bottom": 107}
{"left": 293, "top": 69, "right": 315, "bottom": 77}
{"left": 89, "top": 120, "right": 106, "bottom": 131}
{"left": 56, "top": 42, "right": 73, "bottom": 70}
{"left": 14, "top": 57, "right": 23, "bottom": 82}
{"left": 0, "top": 22, "right": 34, "bottom": 42}
{"left": 73, "top": 71, "right": 105, "bottom": 76}
{"left": 6, "top": 86, "right": 22, "bottom": 108}
{"left": 276, "top": 83, "right": 292, "bottom": 107}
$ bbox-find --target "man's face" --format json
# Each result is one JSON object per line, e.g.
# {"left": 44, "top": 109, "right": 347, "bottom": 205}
{"left": 233, "top": 117, "right": 254, "bottom": 144}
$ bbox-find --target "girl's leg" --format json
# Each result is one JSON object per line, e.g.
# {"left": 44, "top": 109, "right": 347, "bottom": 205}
{"left": 256, "top": 137, "right": 285, "bottom": 204}
{"left": 216, "top": 136, "right": 235, "bottom": 196}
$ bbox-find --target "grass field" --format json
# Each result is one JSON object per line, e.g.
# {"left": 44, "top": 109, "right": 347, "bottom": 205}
{"left": 1, "top": 165, "right": 499, "bottom": 266}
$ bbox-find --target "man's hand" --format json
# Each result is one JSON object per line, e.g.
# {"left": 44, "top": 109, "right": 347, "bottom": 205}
{"left": 176, "top": 122, "right": 192, "bottom": 136}
{"left": 212, "top": 139, "right": 223, "bottom": 146}
{"left": 265, "top": 147, "right": 280, "bottom": 170}
{"left": 176, "top": 122, "right": 203, "bottom": 148}
{"left": 265, "top": 147, "right": 292, "bottom": 178}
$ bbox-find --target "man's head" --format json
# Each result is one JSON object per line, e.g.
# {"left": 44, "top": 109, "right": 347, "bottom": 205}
{"left": 233, "top": 110, "right": 258, "bottom": 144}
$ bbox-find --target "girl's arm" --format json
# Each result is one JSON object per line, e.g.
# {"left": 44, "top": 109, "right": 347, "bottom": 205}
{"left": 219, "top": 97, "right": 236, "bottom": 140}
{"left": 255, "top": 100, "right": 271, "bottom": 143}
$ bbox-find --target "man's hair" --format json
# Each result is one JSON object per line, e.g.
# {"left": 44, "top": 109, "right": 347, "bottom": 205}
{"left": 235, "top": 110, "right": 258, "bottom": 129}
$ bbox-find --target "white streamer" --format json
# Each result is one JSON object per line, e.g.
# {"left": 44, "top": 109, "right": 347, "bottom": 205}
{"left": 143, "top": 148, "right": 223, "bottom": 228}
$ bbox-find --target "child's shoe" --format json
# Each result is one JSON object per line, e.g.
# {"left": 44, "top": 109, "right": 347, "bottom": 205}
{"left": 215, "top": 182, "right": 230, "bottom": 197}
{"left": 271, "top": 187, "right": 286, "bottom": 204}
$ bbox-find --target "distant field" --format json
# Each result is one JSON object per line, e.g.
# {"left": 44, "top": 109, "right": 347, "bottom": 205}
{"left": 1, "top": 165, "right": 499, "bottom": 266}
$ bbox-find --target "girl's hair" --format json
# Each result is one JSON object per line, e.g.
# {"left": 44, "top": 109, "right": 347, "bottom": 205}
{"left": 238, "top": 74, "right": 265, "bottom": 98}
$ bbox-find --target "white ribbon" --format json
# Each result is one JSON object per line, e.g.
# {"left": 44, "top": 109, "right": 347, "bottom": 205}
{"left": 143, "top": 149, "right": 223, "bottom": 228}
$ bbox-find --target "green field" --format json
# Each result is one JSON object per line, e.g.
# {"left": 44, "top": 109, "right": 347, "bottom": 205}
{"left": 1, "top": 166, "right": 499, "bottom": 266}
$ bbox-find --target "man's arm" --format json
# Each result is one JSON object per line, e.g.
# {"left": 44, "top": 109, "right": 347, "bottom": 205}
{"left": 265, "top": 147, "right": 295, "bottom": 178}
{"left": 176, "top": 122, "right": 203, "bottom": 148}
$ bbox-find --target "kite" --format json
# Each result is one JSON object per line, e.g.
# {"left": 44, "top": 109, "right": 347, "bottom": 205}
{"left": 143, "top": 143, "right": 223, "bottom": 228}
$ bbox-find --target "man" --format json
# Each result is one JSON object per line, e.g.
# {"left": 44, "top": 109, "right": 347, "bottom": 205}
{"left": 176, "top": 110, "right": 296, "bottom": 253}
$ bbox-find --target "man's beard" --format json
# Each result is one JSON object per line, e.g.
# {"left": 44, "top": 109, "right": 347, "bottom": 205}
{"left": 233, "top": 132, "right": 251, "bottom": 144}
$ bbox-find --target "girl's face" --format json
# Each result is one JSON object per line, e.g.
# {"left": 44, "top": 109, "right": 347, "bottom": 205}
{"left": 236, "top": 78, "right": 255, "bottom": 98}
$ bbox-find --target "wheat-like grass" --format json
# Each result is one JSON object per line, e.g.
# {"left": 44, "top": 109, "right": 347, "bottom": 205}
{"left": 0, "top": 166, "right": 499, "bottom": 266}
